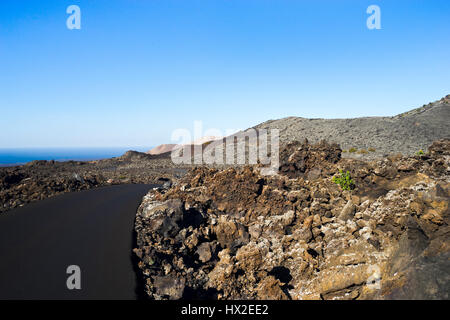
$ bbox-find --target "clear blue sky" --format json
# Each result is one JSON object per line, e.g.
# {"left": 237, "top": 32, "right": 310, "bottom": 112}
{"left": 0, "top": 0, "right": 449, "bottom": 148}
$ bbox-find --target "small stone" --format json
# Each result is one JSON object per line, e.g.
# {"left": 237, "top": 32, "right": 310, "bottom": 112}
{"left": 249, "top": 223, "right": 262, "bottom": 239}
{"left": 338, "top": 200, "right": 355, "bottom": 221}
{"left": 152, "top": 275, "right": 185, "bottom": 300}
{"left": 293, "top": 227, "right": 313, "bottom": 242}
{"left": 196, "top": 242, "right": 212, "bottom": 263}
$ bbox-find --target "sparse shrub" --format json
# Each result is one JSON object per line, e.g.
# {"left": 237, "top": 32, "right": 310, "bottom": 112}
{"left": 416, "top": 150, "right": 424, "bottom": 156}
{"left": 357, "top": 149, "right": 368, "bottom": 154}
{"left": 342, "top": 149, "right": 348, "bottom": 153}
{"left": 348, "top": 147, "right": 357, "bottom": 153}
{"left": 332, "top": 170, "right": 355, "bottom": 191}
{"left": 368, "top": 147, "right": 376, "bottom": 152}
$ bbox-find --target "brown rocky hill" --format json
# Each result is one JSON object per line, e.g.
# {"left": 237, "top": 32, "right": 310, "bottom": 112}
{"left": 134, "top": 139, "right": 450, "bottom": 300}
{"left": 147, "top": 137, "right": 223, "bottom": 156}
{"left": 146, "top": 144, "right": 178, "bottom": 155}
{"left": 254, "top": 95, "right": 450, "bottom": 158}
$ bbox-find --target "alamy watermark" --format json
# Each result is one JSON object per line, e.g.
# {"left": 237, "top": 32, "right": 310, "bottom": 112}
{"left": 170, "top": 121, "right": 280, "bottom": 175}
{"left": 65, "top": 5, "right": 380, "bottom": 30}
{"left": 66, "top": 265, "right": 81, "bottom": 290}
{"left": 66, "top": 5, "right": 81, "bottom": 30}
{"left": 367, "top": 5, "right": 381, "bottom": 30}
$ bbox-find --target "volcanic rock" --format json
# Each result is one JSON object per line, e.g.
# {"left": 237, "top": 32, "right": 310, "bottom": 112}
{"left": 134, "top": 139, "right": 449, "bottom": 299}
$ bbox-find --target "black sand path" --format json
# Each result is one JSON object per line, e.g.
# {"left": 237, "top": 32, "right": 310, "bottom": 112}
{"left": 0, "top": 184, "right": 155, "bottom": 299}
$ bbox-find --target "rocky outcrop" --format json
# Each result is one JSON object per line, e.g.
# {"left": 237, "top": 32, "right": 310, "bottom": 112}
{"left": 134, "top": 139, "right": 450, "bottom": 300}
{"left": 279, "top": 139, "right": 341, "bottom": 179}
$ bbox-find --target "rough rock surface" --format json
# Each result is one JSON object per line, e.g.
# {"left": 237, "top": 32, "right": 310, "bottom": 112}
{"left": 134, "top": 139, "right": 450, "bottom": 300}
{"left": 279, "top": 139, "right": 341, "bottom": 179}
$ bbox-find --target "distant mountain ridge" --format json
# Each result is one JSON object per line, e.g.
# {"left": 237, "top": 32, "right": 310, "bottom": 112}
{"left": 145, "top": 95, "right": 449, "bottom": 160}
{"left": 252, "top": 95, "right": 450, "bottom": 157}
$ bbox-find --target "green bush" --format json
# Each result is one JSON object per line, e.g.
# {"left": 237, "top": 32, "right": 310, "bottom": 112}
{"left": 332, "top": 170, "right": 355, "bottom": 191}
{"left": 348, "top": 147, "right": 357, "bottom": 153}
{"left": 368, "top": 147, "right": 376, "bottom": 152}
{"left": 416, "top": 149, "right": 424, "bottom": 155}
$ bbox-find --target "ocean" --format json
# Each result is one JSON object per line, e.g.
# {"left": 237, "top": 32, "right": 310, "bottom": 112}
{"left": 0, "top": 147, "right": 153, "bottom": 166}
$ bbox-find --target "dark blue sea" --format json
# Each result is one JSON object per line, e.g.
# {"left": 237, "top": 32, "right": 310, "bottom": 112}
{"left": 0, "top": 147, "right": 153, "bottom": 166}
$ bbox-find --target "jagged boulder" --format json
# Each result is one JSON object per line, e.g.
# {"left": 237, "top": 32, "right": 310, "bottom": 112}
{"left": 139, "top": 199, "right": 183, "bottom": 238}
{"left": 279, "top": 139, "right": 341, "bottom": 179}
